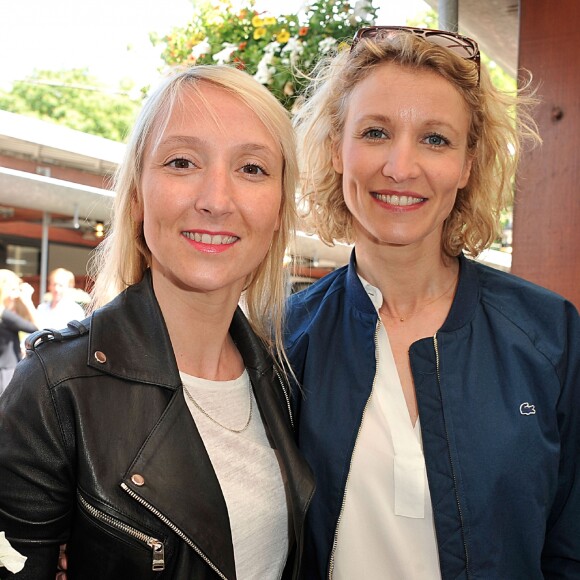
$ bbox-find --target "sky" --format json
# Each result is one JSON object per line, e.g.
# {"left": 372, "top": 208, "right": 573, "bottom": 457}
{"left": 0, "top": 0, "right": 429, "bottom": 91}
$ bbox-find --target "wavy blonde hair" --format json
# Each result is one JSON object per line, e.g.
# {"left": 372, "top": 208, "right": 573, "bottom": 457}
{"left": 89, "top": 65, "right": 297, "bottom": 360}
{"left": 293, "top": 31, "right": 540, "bottom": 257}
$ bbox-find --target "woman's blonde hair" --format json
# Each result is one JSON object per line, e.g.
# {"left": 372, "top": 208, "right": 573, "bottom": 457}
{"left": 89, "top": 64, "right": 297, "bottom": 360}
{"left": 293, "top": 31, "right": 540, "bottom": 257}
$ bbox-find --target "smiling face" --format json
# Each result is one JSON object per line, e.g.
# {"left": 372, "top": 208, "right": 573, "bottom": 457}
{"left": 333, "top": 62, "right": 473, "bottom": 254}
{"left": 135, "top": 82, "right": 284, "bottom": 301}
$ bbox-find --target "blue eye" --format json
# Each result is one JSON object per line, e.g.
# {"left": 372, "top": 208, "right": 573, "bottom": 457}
{"left": 424, "top": 134, "right": 449, "bottom": 147}
{"left": 363, "top": 128, "right": 387, "bottom": 140}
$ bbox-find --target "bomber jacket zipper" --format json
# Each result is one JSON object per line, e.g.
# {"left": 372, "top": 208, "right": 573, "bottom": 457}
{"left": 433, "top": 333, "right": 470, "bottom": 578}
{"left": 78, "top": 492, "right": 165, "bottom": 571}
{"left": 327, "top": 320, "right": 381, "bottom": 579}
{"left": 121, "top": 482, "right": 229, "bottom": 580}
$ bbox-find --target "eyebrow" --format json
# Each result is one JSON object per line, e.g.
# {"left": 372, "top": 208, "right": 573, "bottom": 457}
{"left": 353, "top": 114, "right": 463, "bottom": 135}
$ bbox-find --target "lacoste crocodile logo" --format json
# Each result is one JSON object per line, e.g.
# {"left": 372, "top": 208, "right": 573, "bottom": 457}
{"left": 519, "top": 402, "right": 536, "bottom": 416}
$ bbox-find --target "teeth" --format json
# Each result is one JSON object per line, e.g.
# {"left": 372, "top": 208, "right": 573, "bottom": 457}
{"left": 375, "top": 193, "right": 424, "bottom": 206}
{"left": 183, "top": 232, "right": 238, "bottom": 244}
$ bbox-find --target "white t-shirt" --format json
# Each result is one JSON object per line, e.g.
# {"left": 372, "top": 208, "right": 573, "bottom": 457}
{"left": 180, "top": 370, "right": 289, "bottom": 580}
{"left": 332, "top": 277, "right": 441, "bottom": 580}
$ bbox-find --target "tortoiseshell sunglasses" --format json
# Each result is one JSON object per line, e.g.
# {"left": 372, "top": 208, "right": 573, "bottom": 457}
{"left": 351, "top": 26, "right": 481, "bottom": 84}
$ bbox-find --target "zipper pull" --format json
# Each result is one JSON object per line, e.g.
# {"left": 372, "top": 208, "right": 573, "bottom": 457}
{"left": 148, "top": 539, "right": 165, "bottom": 571}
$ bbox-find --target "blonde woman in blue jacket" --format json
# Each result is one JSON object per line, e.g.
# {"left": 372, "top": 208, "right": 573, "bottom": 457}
{"left": 286, "top": 27, "right": 580, "bottom": 579}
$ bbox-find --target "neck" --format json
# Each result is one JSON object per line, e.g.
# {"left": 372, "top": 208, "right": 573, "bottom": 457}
{"left": 152, "top": 271, "right": 244, "bottom": 381}
{"left": 354, "top": 238, "right": 459, "bottom": 316}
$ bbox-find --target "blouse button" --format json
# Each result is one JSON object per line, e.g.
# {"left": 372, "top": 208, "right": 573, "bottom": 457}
{"left": 94, "top": 351, "right": 107, "bottom": 364}
{"left": 131, "top": 474, "right": 145, "bottom": 486}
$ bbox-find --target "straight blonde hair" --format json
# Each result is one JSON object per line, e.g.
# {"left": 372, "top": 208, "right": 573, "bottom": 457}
{"left": 89, "top": 65, "right": 298, "bottom": 362}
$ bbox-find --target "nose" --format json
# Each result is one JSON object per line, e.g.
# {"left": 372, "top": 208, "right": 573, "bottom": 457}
{"left": 381, "top": 137, "right": 420, "bottom": 183}
{"left": 193, "top": 165, "right": 235, "bottom": 216}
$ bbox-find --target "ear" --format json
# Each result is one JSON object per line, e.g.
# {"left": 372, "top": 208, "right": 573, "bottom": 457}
{"left": 458, "top": 154, "right": 473, "bottom": 189}
{"left": 332, "top": 140, "right": 344, "bottom": 175}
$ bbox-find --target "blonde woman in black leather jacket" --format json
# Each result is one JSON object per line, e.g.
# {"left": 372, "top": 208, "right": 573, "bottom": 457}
{"left": 0, "top": 65, "right": 314, "bottom": 580}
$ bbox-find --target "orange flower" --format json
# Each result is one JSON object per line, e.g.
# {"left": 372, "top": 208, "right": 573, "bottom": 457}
{"left": 299, "top": 26, "right": 309, "bottom": 36}
{"left": 239, "top": 41, "right": 247, "bottom": 50}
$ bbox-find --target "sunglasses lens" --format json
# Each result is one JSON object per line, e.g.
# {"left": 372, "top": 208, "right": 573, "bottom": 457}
{"left": 423, "top": 32, "right": 477, "bottom": 59}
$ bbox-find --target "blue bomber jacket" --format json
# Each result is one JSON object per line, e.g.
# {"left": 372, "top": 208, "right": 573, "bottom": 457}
{"left": 284, "top": 251, "right": 580, "bottom": 579}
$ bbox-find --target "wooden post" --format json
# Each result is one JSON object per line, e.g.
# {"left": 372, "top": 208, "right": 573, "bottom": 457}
{"left": 512, "top": 0, "right": 580, "bottom": 308}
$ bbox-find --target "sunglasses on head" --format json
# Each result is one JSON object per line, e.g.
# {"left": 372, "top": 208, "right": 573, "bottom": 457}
{"left": 351, "top": 26, "right": 481, "bottom": 84}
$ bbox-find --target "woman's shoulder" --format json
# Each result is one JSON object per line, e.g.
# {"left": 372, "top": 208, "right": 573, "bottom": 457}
{"left": 471, "top": 259, "right": 580, "bottom": 349}
{"left": 287, "top": 265, "right": 348, "bottom": 310}
{"left": 474, "top": 259, "right": 576, "bottom": 312}
{"left": 23, "top": 319, "right": 92, "bottom": 383}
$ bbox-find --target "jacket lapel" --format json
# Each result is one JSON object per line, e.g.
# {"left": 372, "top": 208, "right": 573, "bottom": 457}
{"left": 122, "top": 386, "right": 236, "bottom": 579}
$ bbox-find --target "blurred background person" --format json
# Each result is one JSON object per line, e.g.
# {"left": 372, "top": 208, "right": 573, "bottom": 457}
{"left": 0, "top": 269, "right": 38, "bottom": 396}
{"left": 36, "top": 268, "right": 86, "bottom": 329}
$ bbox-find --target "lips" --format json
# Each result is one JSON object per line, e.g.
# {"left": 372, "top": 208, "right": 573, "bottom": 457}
{"left": 182, "top": 231, "right": 239, "bottom": 245}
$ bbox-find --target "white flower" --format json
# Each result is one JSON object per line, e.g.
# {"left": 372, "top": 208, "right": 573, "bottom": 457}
{"left": 281, "top": 37, "right": 303, "bottom": 56}
{"left": 0, "top": 532, "right": 26, "bottom": 573}
{"left": 191, "top": 38, "right": 211, "bottom": 60}
{"left": 254, "top": 45, "right": 277, "bottom": 85}
{"left": 318, "top": 37, "right": 338, "bottom": 54}
{"left": 212, "top": 43, "right": 239, "bottom": 64}
{"left": 280, "top": 36, "right": 304, "bottom": 66}
{"left": 354, "top": 0, "right": 373, "bottom": 20}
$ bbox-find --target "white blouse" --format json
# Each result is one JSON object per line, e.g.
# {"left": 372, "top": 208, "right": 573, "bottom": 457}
{"left": 332, "top": 277, "right": 442, "bottom": 579}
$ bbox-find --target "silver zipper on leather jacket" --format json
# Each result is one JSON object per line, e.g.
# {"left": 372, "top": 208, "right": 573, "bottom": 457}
{"left": 327, "top": 320, "right": 381, "bottom": 579}
{"left": 78, "top": 493, "right": 165, "bottom": 571}
{"left": 433, "top": 333, "right": 470, "bottom": 577}
{"left": 121, "top": 482, "right": 228, "bottom": 580}
{"left": 276, "top": 369, "right": 294, "bottom": 429}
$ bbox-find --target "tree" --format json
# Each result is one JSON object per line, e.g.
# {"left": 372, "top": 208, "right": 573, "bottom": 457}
{"left": 151, "top": 0, "right": 378, "bottom": 110}
{"left": 0, "top": 69, "right": 143, "bottom": 142}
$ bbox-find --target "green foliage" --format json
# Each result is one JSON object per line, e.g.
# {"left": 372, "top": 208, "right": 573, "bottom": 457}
{"left": 0, "top": 69, "right": 143, "bottom": 142}
{"left": 152, "top": 0, "right": 378, "bottom": 110}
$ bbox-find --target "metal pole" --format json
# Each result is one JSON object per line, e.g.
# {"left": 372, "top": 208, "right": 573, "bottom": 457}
{"left": 439, "top": 0, "right": 459, "bottom": 32}
{"left": 40, "top": 212, "right": 50, "bottom": 301}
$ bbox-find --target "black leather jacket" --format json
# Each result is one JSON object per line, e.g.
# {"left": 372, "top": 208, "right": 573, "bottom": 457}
{"left": 0, "top": 272, "right": 315, "bottom": 580}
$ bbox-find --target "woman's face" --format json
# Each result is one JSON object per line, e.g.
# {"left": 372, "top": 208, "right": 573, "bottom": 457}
{"left": 333, "top": 61, "right": 473, "bottom": 252}
{"left": 136, "top": 83, "right": 283, "bottom": 300}
{"left": 4, "top": 279, "right": 20, "bottom": 306}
